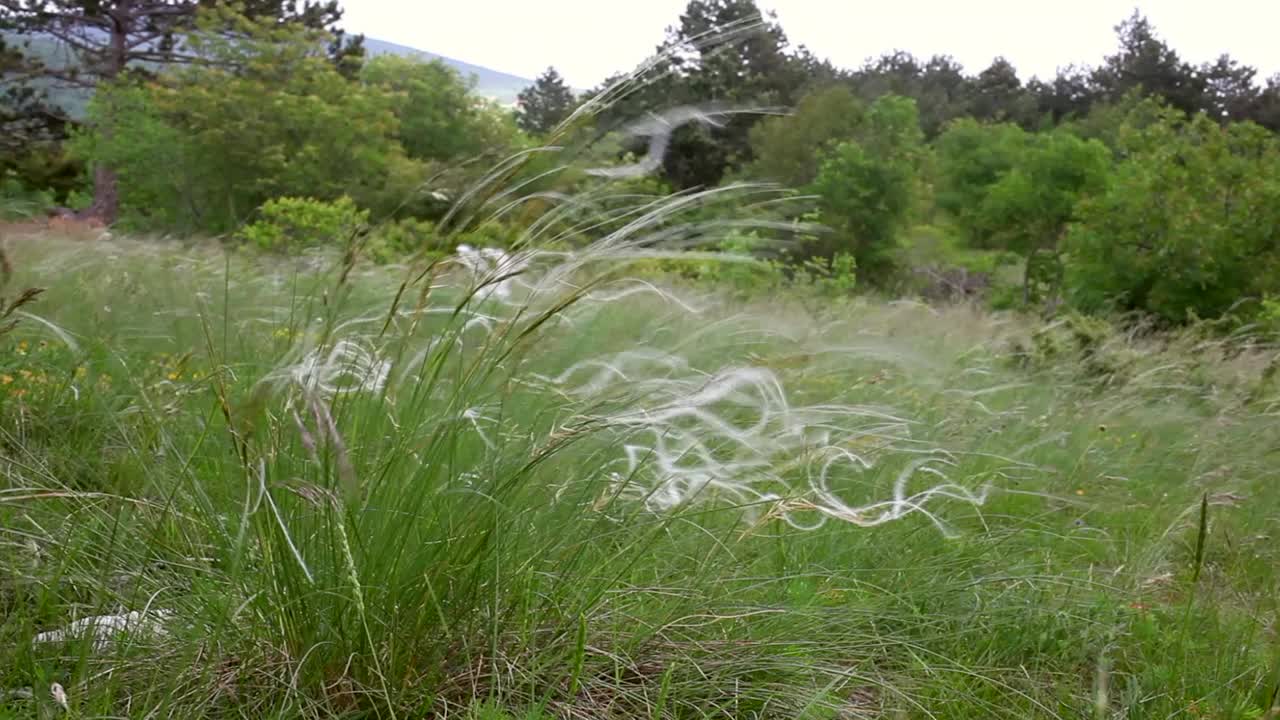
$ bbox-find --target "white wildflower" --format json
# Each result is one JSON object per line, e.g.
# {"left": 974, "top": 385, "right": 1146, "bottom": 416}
{"left": 50, "top": 683, "right": 68, "bottom": 710}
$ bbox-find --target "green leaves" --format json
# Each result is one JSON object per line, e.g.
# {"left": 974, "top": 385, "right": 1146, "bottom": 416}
{"left": 362, "top": 54, "right": 520, "bottom": 163}
{"left": 933, "top": 119, "right": 1111, "bottom": 306}
{"left": 807, "top": 95, "right": 923, "bottom": 279}
{"left": 1065, "top": 111, "right": 1280, "bottom": 323}
{"left": 748, "top": 85, "right": 865, "bottom": 188}
{"left": 235, "top": 196, "right": 369, "bottom": 253}
{"left": 515, "top": 66, "right": 577, "bottom": 137}
{"left": 73, "top": 12, "right": 402, "bottom": 233}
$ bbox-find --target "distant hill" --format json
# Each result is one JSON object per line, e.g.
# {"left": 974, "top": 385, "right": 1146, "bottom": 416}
{"left": 363, "top": 38, "right": 533, "bottom": 106}
{"left": 2, "top": 32, "right": 535, "bottom": 115}
{"left": 0, "top": 33, "right": 92, "bottom": 118}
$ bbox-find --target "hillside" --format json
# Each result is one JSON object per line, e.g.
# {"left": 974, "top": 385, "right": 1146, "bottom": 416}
{"left": 362, "top": 37, "right": 533, "bottom": 105}
{"left": 1, "top": 32, "right": 533, "bottom": 113}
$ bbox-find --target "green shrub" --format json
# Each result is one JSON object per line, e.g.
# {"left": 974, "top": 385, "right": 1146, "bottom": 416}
{"left": 453, "top": 220, "right": 521, "bottom": 250}
{"left": 793, "top": 251, "right": 858, "bottom": 298}
{"left": 1013, "top": 312, "right": 1136, "bottom": 383}
{"left": 237, "top": 196, "right": 369, "bottom": 253}
{"left": 366, "top": 217, "right": 443, "bottom": 263}
{"left": 808, "top": 95, "right": 925, "bottom": 281}
{"left": 1064, "top": 112, "right": 1280, "bottom": 324}
{"left": 1259, "top": 296, "right": 1280, "bottom": 337}
{"left": 0, "top": 171, "right": 55, "bottom": 220}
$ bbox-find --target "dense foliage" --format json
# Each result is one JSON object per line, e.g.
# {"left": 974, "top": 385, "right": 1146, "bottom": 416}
{"left": 1065, "top": 111, "right": 1280, "bottom": 322}
{"left": 516, "top": 66, "right": 576, "bottom": 136}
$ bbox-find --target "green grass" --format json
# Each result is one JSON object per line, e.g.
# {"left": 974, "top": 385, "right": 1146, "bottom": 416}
{"left": 0, "top": 232, "right": 1277, "bottom": 719}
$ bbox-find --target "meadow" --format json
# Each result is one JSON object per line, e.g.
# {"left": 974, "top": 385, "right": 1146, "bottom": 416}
{"left": 0, "top": 221, "right": 1276, "bottom": 720}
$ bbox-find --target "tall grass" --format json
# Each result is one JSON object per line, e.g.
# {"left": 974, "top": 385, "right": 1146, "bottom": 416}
{"left": 0, "top": 225, "right": 1276, "bottom": 718}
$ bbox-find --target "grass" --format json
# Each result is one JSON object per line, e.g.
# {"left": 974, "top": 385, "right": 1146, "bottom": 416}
{"left": 0, "top": 227, "right": 1277, "bottom": 720}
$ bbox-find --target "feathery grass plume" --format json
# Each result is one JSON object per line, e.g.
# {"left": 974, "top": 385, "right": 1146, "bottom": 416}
{"left": 49, "top": 682, "right": 68, "bottom": 711}
{"left": 33, "top": 609, "right": 173, "bottom": 651}
{"left": 583, "top": 104, "right": 786, "bottom": 180}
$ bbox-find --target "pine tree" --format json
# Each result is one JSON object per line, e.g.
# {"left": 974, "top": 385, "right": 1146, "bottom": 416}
{"left": 515, "top": 66, "right": 576, "bottom": 136}
{"left": 0, "top": 0, "right": 360, "bottom": 222}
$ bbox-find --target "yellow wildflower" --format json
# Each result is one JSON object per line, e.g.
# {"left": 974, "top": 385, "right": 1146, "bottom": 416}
{"left": 0, "top": 375, "right": 11, "bottom": 385}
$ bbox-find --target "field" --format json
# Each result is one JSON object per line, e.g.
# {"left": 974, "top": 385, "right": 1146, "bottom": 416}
{"left": 0, "top": 231, "right": 1278, "bottom": 719}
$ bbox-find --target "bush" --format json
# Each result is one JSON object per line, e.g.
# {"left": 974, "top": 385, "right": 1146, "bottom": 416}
{"left": 793, "top": 252, "right": 859, "bottom": 298}
{"left": 626, "top": 231, "right": 859, "bottom": 301}
{"left": 365, "top": 217, "right": 443, "bottom": 264}
{"left": 0, "top": 144, "right": 85, "bottom": 209}
{"left": 1064, "top": 111, "right": 1280, "bottom": 324}
{"left": 0, "top": 171, "right": 55, "bottom": 220}
{"left": 808, "top": 95, "right": 925, "bottom": 282}
{"left": 452, "top": 221, "right": 521, "bottom": 251}
{"left": 237, "top": 196, "right": 369, "bottom": 253}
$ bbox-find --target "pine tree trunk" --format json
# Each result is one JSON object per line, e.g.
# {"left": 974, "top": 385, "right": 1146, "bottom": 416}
{"left": 88, "top": 165, "right": 119, "bottom": 225}
{"left": 85, "top": 3, "right": 131, "bottom": 226}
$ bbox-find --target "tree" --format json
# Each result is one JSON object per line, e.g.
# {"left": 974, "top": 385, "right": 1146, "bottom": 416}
{"left": 1065, "top": 110, "right": 1280, "bottom": 323}
{"left": 808, "top": 95, "right": 924, "bottom": 279}
{"left": 1090, "top": 11, "right": 1207, "bottom": 116}
{"left": 516, "top": 66, "right": 576, "bottom": 136}
{"left": 746, "top": 84, "right": 863, "bottom": 187}
{"left": 72, "top": 12, "right": 400, "bottom": 233}
{"left": 971, "top": 57, "right": 1035, "bottom": 126}
{"left": 915, "top": 55, "right": 972, "bottom": 136}
{"left": 972, "top": 131, "right": 1111, "bottom": 304}
{"left": 593, "top": 0, "right": 808, "bottom": 189}
{"left": 848, "top": 50, "right": 922, "bottom": 101}
{"left": 1027, "top": 65, "right": 1097, "bottom": 123}
{"left": 1061, "top": 89, "right": 1168, "bottom": 152}
{"left": 934, "top": 118, "right": 1111, "bottom": 305}
{"left": 933, "top": 118, "right": 1031, "bottom": 243}
{"left": 1201, "top": 54, "right": 1259, "bottom": 122}
{"left": 362, "top": 54, "right": 518, "bottom": 162}
{"left": 1252, "top": 74, "right": 1280, "bottom": 132}
{"left": 0, "top": 0, "right": 360, "bottom": 222}
{"left": 847, "top": 52, "right": 973, "bottom": 137}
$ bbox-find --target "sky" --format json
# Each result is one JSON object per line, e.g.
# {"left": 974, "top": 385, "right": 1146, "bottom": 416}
{"left": 337, "top": 1, "right": 1280, "bottom": 89}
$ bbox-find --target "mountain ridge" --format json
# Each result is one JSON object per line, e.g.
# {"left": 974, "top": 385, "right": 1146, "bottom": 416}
{"left": 362, "top": 37, "right": 533, "bottom": 106}
{"left": 1, "top": 31, "right": 536, "bottom": 110}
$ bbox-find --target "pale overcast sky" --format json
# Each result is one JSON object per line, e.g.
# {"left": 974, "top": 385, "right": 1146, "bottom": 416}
{"left": 338, "top": 1, "right": 1280, "bottom": 89}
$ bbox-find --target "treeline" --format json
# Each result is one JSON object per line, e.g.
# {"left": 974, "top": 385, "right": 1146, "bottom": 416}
{"left": 2, "top": 0, "right": 1280, "bottom": 327}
